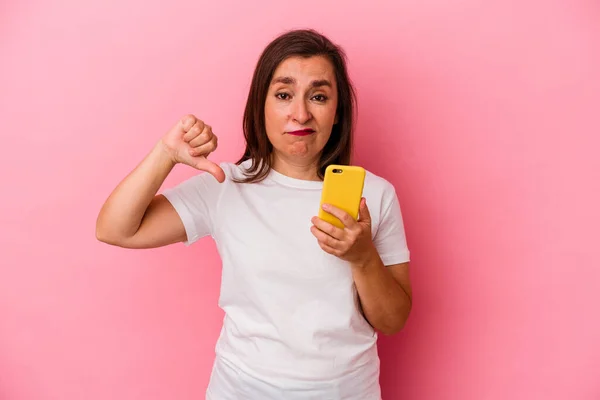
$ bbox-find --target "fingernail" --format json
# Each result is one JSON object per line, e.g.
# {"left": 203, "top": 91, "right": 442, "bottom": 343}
{"left": 322, "top": 204, "right": 330, "bottom": 210}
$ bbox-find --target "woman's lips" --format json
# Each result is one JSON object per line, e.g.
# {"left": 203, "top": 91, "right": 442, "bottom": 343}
{"left": 287, "top": 129, "right": 315, "bottom": 136}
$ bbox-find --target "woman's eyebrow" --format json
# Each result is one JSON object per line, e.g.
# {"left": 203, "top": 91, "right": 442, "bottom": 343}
{"left": 271, "top": 76, "right": 332, "bottom": 88}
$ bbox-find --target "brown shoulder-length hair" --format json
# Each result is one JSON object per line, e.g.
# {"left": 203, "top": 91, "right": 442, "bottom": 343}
{"left": 234, "top": 29, "right": 357, "bottom": 183}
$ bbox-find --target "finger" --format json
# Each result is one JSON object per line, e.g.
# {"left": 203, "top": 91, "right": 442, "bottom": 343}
{"left": 194, "top": 158, "right": 226, "bottom": 183}
{"left": 188, "top": 125, "right": 213, "bottom": 147}
{"left": 321, "top": 203, "right": 357, "bottom": 229}
{"left": 310, "top": 216, "right": 345, "bottom": 240}
{"left": 180, "top": 115, "right": 197, "bottom": 132}
{"left": 310, "top": 225, "right": 340, "bottom": 248}
{"left": 182, "top": 120, "right": 206, "bottom": 142}
{"left": 188, "top": 139, "right": 216, "bottom": 157}
{"left": 317, "top": 241, "right": 340, "bottom": 257}
{"left": 358, "top": 198, "right": 371, "bottom": 223}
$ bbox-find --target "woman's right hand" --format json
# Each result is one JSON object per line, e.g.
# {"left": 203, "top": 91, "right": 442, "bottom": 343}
{"left": 160, "top": 114, "right": 226, "bottom": 182}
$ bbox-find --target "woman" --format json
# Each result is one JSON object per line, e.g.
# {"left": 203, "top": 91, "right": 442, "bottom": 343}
{"left": 96, "top": 29, "right": 412, "bottom": 400}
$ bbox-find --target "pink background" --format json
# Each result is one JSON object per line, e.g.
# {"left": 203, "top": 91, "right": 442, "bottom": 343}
{"left": 1, "top": 0, "right": 599, "bottom": 399}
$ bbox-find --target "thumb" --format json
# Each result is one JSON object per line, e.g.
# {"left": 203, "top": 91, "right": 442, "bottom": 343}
{"left": 358, "top": 197, "right": 371, "bottom": 223}
{"left": 194, "top": 158, "right": 226, "bottom": 183}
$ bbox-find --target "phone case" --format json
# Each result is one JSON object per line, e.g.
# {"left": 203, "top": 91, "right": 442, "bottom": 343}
{"left": 318, "top": 165, "right": 366, "bottom": 229}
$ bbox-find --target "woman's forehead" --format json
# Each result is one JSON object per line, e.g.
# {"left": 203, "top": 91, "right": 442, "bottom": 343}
{"left": 271, "top": 56, "right": 336, "bottom": 86}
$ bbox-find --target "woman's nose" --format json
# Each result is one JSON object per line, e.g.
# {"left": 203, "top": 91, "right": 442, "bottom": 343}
{"left": 291, "top": 99, "right": 312, "bottom": 124}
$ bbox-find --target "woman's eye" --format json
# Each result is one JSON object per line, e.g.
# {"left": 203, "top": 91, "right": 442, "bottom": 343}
{"left": 312, "top": 94, "right": 327, "bottom": 102}
{"left": 276, "top": 93, "right": 290, "bottom": 100}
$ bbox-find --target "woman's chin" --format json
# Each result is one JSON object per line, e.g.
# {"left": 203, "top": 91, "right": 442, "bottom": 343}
{"left": 289, "top": 141, "right": 310, "bottom": 156}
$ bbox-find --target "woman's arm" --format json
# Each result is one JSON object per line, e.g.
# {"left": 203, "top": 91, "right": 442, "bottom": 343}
{"left": 350, "top": 258, "right": 412, "bottom": 335}
{"left": 96, "top": 141, "right": 183, "bottom": 248}
{"left": 96, "top": 115, "right": 224, "bottom": 249}
{"left": 310, "top": 198, "right": 412, "bottom": 335}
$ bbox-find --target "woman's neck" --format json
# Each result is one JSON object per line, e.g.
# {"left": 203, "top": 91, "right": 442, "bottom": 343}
{"left": 270, "top": 153, "right": 321, "bottom": 181}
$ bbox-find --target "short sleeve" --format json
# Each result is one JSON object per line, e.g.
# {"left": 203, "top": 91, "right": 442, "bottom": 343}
{"left": 373, "top": 186, "right": 411, "bottom": 266}
{"left": 161, "top": 170, "right": 223, "bottom": 246}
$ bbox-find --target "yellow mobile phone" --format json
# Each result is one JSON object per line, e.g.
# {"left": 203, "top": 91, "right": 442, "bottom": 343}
{"left": 318, "top": 164, "right": 366, "bottom": 229}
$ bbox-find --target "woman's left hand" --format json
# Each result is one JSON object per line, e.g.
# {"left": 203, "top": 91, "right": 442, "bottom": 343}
{"left": 310, "top": 198, "right": 376, "bottom": 265}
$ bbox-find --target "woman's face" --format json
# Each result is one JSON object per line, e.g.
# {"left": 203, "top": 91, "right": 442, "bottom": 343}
{"left": 264, "top": 55, "right": 338, "bottom": 169}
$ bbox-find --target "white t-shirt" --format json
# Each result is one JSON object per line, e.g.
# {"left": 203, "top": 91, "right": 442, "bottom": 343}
{"left": 162, "top": 160, "right": 410, "bottom": 400}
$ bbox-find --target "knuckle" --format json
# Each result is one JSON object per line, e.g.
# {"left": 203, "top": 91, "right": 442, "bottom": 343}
{"left": 182, "top": 114, "right": 196, "bottom": 124}
{"left": 199, "top": 131, "right": 210, "bottom": 143}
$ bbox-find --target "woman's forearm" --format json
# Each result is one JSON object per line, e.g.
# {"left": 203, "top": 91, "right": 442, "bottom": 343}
{"left": 96, "top": 141, "right": 175, "bottom": 241}
{"left": 351, "top": 248, "right": 412, "bottom": 335}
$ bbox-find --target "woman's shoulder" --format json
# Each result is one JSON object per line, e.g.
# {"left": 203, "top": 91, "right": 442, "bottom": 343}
{"left": 362, "top": 169, "right": 405, "bottom": 228}
{"left": 363, "top": 168, "right": 397, "bottom": 196}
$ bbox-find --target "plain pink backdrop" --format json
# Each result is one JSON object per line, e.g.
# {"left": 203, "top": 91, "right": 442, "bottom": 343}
{"left": 1, "top": 0, "right": 599, "bottom": 399}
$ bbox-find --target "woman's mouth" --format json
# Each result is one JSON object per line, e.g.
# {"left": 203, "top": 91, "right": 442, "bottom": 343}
{"left": 287, "top": 129, "right": 315, "bottom": 136}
